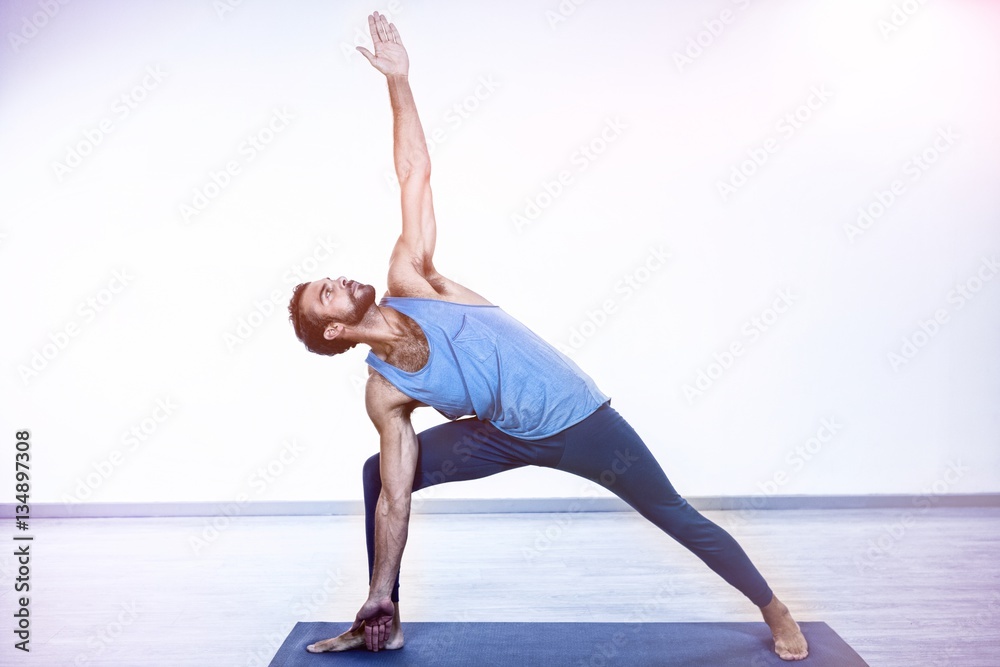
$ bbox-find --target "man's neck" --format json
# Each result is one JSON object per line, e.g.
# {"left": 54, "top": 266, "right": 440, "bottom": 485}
{"left": 351, "top": 304, "right": 415, "bottom": 360}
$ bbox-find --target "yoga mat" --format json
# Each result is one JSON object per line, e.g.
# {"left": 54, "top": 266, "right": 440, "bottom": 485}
{"left": 268, "top": 621, "right": 868, "bottom": 666}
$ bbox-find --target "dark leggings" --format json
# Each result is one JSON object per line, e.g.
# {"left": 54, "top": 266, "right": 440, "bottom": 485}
{"left": 363, "top": 400, "right": 774, "bottom": 608}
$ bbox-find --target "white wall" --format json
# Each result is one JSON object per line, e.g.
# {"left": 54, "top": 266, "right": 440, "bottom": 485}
{"left": 2, "top": 0, "right": 998, "bottom": 506}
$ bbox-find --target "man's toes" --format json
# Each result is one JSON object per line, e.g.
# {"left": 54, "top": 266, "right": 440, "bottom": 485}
{"left": 306, "top": 640, "right": 333, "bottom": 653}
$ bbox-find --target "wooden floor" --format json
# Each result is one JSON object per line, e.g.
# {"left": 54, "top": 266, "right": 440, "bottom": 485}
{"left": 2, "top": 507, "right": 998, "bottom": 666}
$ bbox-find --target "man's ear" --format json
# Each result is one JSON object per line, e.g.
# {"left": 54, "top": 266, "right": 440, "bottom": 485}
{"left": 323, "top": 322, "right": 342, "bottom": 341}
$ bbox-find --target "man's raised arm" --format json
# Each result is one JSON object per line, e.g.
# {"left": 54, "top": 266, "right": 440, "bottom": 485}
{"left": 357, "top": 12, "right": 436, "bottom": 269}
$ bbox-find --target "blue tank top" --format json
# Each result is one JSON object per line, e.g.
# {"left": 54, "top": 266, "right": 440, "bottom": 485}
{"left": 364, "top": 296, "right": 610, "bottom": 440}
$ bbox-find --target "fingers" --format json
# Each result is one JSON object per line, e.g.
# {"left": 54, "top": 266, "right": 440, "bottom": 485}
{"left": 377, "top": 616, "right": 388, "bottom": 650}
{"left": 367, "top": 11, "right": 399, "bottom": 43}
{"left": 356, "top": 46, "right": 375, "bottom": 65}
{"left": 375, "top": 12, "right": 389, "bottom": 43}
{"left": 361, "top": 616, "right": 391, "bottom": 651}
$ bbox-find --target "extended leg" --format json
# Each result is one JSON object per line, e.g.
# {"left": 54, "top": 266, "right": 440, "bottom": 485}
{"left": 552, "top": 403, "right": 774, "bottom": 606}
{"left": 550, "top": 403, "right": 807, "bottom": 659}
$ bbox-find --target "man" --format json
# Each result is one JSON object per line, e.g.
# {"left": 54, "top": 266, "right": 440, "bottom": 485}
{"left": 288, "top": 12, "right": 809, "bottom": 661}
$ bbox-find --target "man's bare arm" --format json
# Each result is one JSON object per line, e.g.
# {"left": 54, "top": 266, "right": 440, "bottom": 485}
{"left": 358, "top": 12, "right": 491, "bottom": 305}
{"left": 346, "top": 372, "right": 419, "bottom": 651}
{"left": 357, "top": 13, "right": 434, "bottom": 267}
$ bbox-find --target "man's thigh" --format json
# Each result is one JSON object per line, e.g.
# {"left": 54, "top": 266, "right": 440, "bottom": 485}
{"left": 411, "top": 418, "right": 532, "bottom": 492}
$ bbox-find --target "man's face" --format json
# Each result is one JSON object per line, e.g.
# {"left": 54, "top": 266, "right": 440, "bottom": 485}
{"left": 303, "top": 276, "right": 377, "bottom": 340}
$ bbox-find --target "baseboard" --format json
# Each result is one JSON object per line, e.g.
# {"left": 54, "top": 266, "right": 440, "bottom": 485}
{"left": 1, "top": 493, "right": 999, "bottom": 518}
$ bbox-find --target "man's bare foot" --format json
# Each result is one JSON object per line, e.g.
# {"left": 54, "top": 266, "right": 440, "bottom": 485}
{"left": 306, "top": 602, "right": 405, "bottom": 652}
{"left": 760, "top": 594, "right": 808, "bottom": 661}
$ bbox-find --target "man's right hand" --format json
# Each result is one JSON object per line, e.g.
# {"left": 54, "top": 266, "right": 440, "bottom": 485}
{"left": 357, "top": 11, "right": 409, "bottom": 78}
{"left": 348, "top": 595, "right": 396, "bottom": 651}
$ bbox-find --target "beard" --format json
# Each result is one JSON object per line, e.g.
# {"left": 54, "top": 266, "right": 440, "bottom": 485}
{"left": 342, "top": 282, "right": 377, "bottom": 326}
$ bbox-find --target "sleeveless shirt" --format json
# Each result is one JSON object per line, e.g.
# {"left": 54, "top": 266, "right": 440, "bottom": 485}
{"left": 364, "top": 296, "right": 610, "bottom": 440}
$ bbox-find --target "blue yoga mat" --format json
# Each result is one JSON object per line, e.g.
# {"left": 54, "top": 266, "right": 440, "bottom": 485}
{"left": 268, "top": 621, "right": 868, "bottom": 666}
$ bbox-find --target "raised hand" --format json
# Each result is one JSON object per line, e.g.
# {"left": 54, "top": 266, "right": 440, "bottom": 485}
{"left": 357, "top": 11, "right": 409, "bottom": 78}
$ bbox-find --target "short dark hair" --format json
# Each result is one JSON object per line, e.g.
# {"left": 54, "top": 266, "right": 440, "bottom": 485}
{"left": 288, "top": 282, "right": 358, "bottom": 356}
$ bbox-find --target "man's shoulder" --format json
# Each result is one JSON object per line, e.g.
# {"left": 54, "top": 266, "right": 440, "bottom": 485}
{"left": 385, "top": 272, "right": 494, "bottom": 306}
{"left": 365, "top": 369, "right": 423, "bottom": 418}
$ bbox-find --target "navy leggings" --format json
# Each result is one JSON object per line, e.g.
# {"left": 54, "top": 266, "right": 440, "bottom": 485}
{"left": 363, "top": 400, "right": 774, "bottom": 607}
